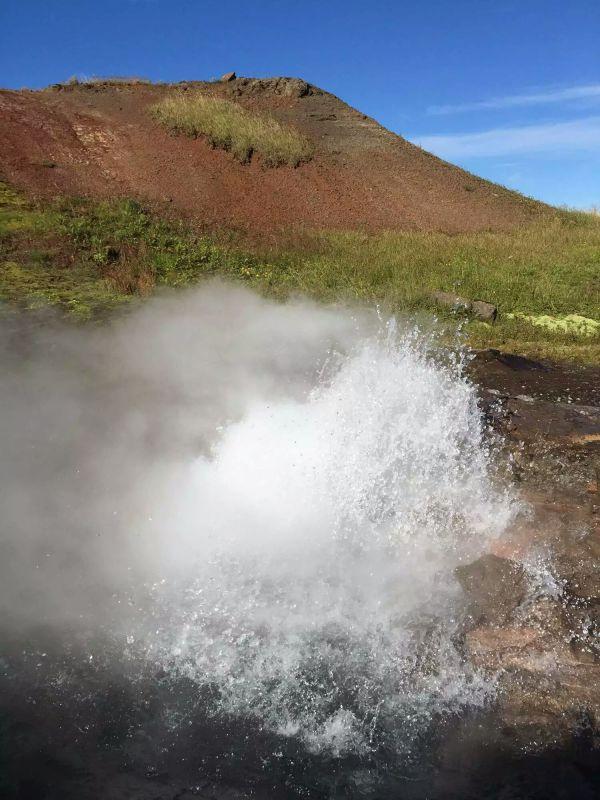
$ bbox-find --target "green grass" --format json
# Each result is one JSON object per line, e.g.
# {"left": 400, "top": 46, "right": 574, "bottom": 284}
{"left": 1, "top": 181, "right": 598, "bottom": 361}
{"left": 266, "top": 219, "right": 598, "bottom": 315}
{"left": 253, "top": 217, "right": 600, "bottom": 361}
{"left": 0, "top": 260, "right": 127, "bottom": 319}
{"left": 0, "top": 183, "right": 276, "bottom": 319}
{"left": 151, "top": 93, "right": 313, "bottom": 167}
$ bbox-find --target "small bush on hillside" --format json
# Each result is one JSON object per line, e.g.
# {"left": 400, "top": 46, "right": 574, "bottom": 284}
{"left": 150, "top": 93, "right": 313, "bottom": 167}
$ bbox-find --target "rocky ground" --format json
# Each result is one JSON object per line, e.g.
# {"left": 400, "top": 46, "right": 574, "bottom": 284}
{"left": 464, "top": 350, "right": 599, "bottom": 752}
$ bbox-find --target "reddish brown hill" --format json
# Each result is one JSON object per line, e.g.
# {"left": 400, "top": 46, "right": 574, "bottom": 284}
{"left": 0, "top": 77, "right": 544, "bottom": 234}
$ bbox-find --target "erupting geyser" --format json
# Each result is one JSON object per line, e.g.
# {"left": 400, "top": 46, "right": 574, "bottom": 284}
{"left": 0, "top": 283, "right": 520, "bottom": 788}
{"left": 129, "top": 304, "right": 518, "bottom": 756}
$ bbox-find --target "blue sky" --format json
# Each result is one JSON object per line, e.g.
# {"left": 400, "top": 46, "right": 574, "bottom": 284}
{"left": 1, "top": 0, "right": 599, "bottom": 208}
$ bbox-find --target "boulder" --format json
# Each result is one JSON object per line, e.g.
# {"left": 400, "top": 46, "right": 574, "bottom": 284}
{"left": 220, "top": 71, "right": 236, "bottom": 82}
{"left": 554, "top": 528, "right": 600, "bottom": 604}
{"left": 472, "top": 299, "right": 498, "bottom": 322}
{"left": 282, "top": 78, "right": 310, "bottom": 98}
{"left": 465, "top": 625, "right": 541, "bottom": 670}
{"left": 432, "top": 292, "right": 497, "bottom": 322}
{"left": 458, "top": 525, "right": 600, "bottom": 748}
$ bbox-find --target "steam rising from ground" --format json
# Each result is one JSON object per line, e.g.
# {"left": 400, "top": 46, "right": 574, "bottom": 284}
{"left": 0, "top": 282, "right": 517, "bottom": 756}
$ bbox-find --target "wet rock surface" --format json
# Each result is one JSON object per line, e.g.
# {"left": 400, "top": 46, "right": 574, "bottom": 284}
{"left": 2, "top": 639, "right": 598, "bottom": 799}
{"left": 455, "top": 554, "right": 526, "bottom": 626}
{"left": 472, "top": 348, "right": 599, "bottom": 492}
{"left": 461, "top": 349, "right": 600, "bottom": 755}
{"left": 469, "top": 348, "right": 600, "bottom": 406}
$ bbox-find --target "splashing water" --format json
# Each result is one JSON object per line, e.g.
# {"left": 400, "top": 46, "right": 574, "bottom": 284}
{"left": 137, "top": 320, "right": 517, "bottom": 756}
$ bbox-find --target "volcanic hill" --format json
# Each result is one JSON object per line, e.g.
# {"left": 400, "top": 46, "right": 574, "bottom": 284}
{"left": 0, "top": 76, "right": 543, "bottom": 234}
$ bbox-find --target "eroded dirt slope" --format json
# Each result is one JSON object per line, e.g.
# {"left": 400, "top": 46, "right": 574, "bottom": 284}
{"left": 0, "top": 77, "right": 543, "bottom": 234}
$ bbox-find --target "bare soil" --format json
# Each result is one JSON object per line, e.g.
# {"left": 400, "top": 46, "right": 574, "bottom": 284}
{"left": 0, "top": 78, "right": 544, "bottom": 236}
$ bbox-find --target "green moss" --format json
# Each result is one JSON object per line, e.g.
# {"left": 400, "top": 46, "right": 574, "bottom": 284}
{"left": 0, "top": 260, "right": 129, "bottom": 319}
{"left": 505, "top": 312, "right": 600, "bottom": 336}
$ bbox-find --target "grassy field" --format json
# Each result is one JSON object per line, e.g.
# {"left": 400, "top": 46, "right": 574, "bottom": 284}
{"left": 262, "top": 220, "right": 600, "bottom": 362}
{"left": 151, "top": 93, "right": 313, "bottom": 167}
{"left": 1, "top": 181, "right": 598, "bottom": 362}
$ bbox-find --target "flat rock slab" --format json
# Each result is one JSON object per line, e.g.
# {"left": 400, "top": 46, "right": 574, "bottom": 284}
{"left": 469, "top": 349, "right": 600, "bottom": 406}
{"left": 505, "top": 396, "right": 600, "bottom": 445}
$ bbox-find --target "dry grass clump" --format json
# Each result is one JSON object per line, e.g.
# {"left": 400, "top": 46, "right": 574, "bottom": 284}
{"left": 151, "top": 93, "right": 313, "bottom": 167}
{"left": 103, "top": 245, "right": 156, "bottom": 296}
{"left": 62, "top": 75, "right": 151, "bottom": 86}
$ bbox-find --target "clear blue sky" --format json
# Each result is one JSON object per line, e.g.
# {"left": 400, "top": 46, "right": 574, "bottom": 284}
{"left": 1, "top": 0, "right": 599, "bottom": 208}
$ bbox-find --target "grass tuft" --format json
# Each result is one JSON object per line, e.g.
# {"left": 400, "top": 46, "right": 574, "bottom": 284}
{"left": 150, "top": 93, "right": 313, "bottom": 167}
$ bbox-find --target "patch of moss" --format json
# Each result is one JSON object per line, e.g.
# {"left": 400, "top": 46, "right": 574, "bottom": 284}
{"left": 506, "top": 312, "right": 600, "bottom": 337}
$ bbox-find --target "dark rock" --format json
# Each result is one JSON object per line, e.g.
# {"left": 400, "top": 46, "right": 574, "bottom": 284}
{"left": 456, "top": 553, "right": 527, "bottom": 625}
{"left": 473, "top": 348, "right": 548, "bottom": 371}
{"left": 554, "top": 528, "right": 600, "bottom": 604}
{"left": 505, "top": 396, "right": 600, "bottom": 445}
{"left": 478, "top": 391, "right": 510, "bottom": 432}
{"left": 459, "top": 505, "right": 600, "bottom": 748}
{"left": 465, "top": 617, "right": 600, "bottom": 748}
{"left": 220, "top": 71, "right": 236, "bottom": 82}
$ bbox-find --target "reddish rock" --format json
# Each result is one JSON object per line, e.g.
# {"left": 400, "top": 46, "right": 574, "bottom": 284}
{"left": 456, "top": 553, "right": 527, "bottom": 625}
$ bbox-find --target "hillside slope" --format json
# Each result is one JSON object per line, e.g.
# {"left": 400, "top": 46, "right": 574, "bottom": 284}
{"left": 0, "top": 77, "right": 543, "bottom": 234}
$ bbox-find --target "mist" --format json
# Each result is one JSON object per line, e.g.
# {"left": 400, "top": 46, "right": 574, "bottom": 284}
{"left": 0, "top": 281, "right": 518, "bottom": 754}
{"left": 0, "top": 284, "right": 363, "bottom": 622}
